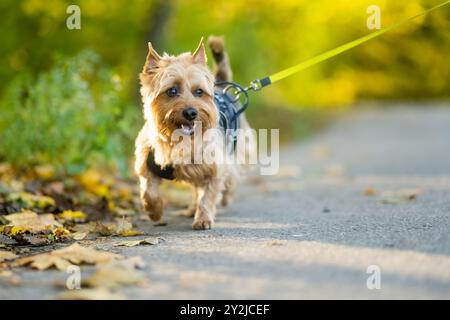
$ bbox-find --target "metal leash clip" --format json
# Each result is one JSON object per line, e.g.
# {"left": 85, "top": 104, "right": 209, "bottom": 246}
{"left": 215, "top": 81, "right": 250, "bottom": 118}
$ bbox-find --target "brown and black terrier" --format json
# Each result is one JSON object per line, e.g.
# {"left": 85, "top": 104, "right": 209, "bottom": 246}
{"left": 135, "top": 36, "right": 255, "bottom": 230}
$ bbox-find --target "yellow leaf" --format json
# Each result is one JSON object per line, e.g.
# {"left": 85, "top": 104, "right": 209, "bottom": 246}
{"left": 10, "top": 226, "right": 29, "bottom": 236}
{"left": 76, "top": 169, "right": 111, "bottom": 198}
{"left": 58, "top": 210, "right": 87, "bottom": 222}
{"left": 114, "top": 218, "right": 143, "bottom": 237}
{"left": 52, "top": 227, "right": 71, "bottom": 239}
{"left": 118, "top": 230, "right": 144, "bottom": 237}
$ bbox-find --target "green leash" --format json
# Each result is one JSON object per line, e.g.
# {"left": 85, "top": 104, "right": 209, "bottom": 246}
{"left": 245, "top": 1, "right": 450, "bottom": 92}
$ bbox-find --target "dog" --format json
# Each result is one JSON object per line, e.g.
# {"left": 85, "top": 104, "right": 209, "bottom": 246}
{"left": 135, "top": 36, "right": 255, "bottom": 230}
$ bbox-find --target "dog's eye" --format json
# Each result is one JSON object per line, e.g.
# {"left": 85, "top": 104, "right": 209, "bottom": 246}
{"left": 194, "top": 88, "right": 204, "bottom": 97}
{"left": 166, "top": 87, "right": 178, "bottom": 97}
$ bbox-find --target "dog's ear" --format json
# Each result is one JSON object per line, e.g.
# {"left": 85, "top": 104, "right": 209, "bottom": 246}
{"left": 143, "top": 42, "right": 162, "bottom": 73}
{"left": 192, "top": 37, "right": 207, "bottom": 65}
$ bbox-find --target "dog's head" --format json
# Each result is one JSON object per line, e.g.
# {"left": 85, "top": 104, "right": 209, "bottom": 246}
{"left": 140, "top": 38, "right": 217, "bottom": 139}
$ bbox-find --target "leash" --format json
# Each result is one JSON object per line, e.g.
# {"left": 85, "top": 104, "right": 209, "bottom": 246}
{"left": 236, "top": 1, "right": 450, "bottom": 94}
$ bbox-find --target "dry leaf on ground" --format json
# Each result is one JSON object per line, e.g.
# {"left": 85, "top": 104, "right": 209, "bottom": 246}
{"left": 72, "top": 232, "right": 88, "bottom": 241}
{"left": 84, "top": 265, "right": 146, "bottom": 289}
{"left": 58, "top": 288, "right": 125, "bottom": 300}
{"left": 114, "top": 218, "right": 143, "bottom": 237}
{"left": 4, "top": 210, "right": 62, "bottom": 233}
{"left": 379, "top": 188, "right": 424, "bottom": 204}
{"left": 0, "top": 250, "right": 17, "bottom": 262}
{"left": 114, "top": 237, "right": 162, "bottom": 247}
{"left": 13, "top": 243, "right": 123, "bottom": 271}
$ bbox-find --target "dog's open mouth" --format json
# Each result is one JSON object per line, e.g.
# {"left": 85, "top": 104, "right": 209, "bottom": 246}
{"left": 180, "top": 123, "right": 196, "bottom": 135}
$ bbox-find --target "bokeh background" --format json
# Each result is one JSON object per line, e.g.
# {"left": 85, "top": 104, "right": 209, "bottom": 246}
{"left": 1, "top": 0, "right": 449, "bottom": 176}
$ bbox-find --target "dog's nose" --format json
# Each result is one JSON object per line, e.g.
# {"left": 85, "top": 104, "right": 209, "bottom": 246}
{"left": 182, "top": 107, "right": 198, "bottom": 121}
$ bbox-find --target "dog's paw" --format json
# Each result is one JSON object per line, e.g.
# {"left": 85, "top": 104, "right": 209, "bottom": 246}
{"left": 192, "top": 217, "right": 213, "bottom": 230}
{"left": 142, "top": 196, "right": 164, "bottom": 221}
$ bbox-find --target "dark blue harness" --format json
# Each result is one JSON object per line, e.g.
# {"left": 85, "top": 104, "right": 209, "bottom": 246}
{"left": 146, "top": 82, "right": 249, "bottom": 180}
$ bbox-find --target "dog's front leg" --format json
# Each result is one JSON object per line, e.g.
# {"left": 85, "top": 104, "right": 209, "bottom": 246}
{"left": 139, "top": 175, "right": 164, "bottom": 221}
{"left": 192, "top": 179, "right": 221, "bottom": 230}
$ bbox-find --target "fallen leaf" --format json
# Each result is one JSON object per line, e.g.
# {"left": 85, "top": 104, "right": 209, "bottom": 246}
{"left": 379, "top": 188, "right": 424, "bottom": 204}
{"left": 14, "top": 253, "right": 71, "bottom": 271}
{"left": 4, "top": 210, "right": 62, "bottom": 233}
{"left": 21, "top": 235, "right": 51, "bottom": 246}
{"left": 114, "top": 237, "right": 162, "bottom": 247}
{"left": 114, "top": 218, "right": 143, "bottom": 237}
{"left": 6, "top": 192, "right": 55, "bottom": 209}
{"left": 13, "top": 243, "right": 123, "bottom": 271}
{"left": 115, "top": 218, "right": 132, "bottom": 234}
{"left": 51, "top": 227, "right": 71, "bottom": 239}
{"left": 76, "top": 170, "right": 111, "bottom": 198}
{"left": 57, "top": 288, "right": 125, "bottom": 300}
{"left": 118, "top": 229, "right": 144, "bottom": 237}
{"left": 93, "top": 222, "right": 114, "bottom": 236}
{"left": 0, "top": 250, "right": 17, "bottom": 262}
{"left": 84, "top": 265, "right": 146, "bottom": 289}
{"left": 58, "top": 210, "right": 87, "bottom": 223}
{"left": 72, "top": 232, "right": 88, "bottom": 240}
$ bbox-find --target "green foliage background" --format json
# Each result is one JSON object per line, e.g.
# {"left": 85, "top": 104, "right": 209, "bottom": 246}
{"left": 0, "top": 0, "right": 449, "bottom": 173}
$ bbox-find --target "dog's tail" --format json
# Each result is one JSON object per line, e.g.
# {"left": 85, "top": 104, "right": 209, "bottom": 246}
{"left": 207, "top": 35, "right": 232, "bottom": 82}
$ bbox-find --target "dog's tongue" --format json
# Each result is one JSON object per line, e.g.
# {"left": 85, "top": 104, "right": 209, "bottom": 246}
{"left": 181, "top": 124, "right": 194, "bottom": 135}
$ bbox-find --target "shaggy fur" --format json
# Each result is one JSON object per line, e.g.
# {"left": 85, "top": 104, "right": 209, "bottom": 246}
{"left": 135, "top": 36, "right": 254, "bottom": 230}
